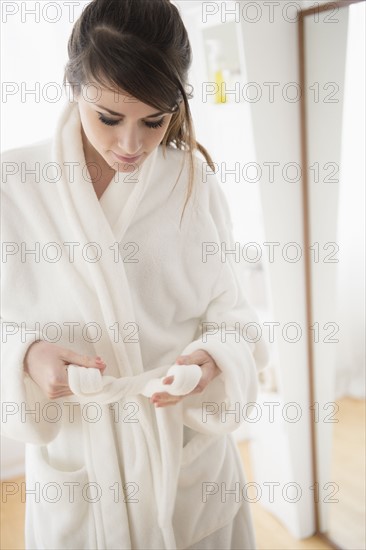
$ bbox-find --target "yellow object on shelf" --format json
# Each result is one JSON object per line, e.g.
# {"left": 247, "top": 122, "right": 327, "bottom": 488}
{"left": 206, "top": 38, "right": 228, "bottom": 105}
{"left": 214, "top": 70, "right": 227, "bottom": 104}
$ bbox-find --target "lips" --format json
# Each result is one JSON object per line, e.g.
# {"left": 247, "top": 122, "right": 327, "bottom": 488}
{"left": 114, "top": 152, "right": 142, "bottom": 163}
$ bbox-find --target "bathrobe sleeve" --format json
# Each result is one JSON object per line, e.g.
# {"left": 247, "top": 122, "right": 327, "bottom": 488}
{"left": 1, "top": 146, "right": 63, "bottom": 445}
{"left": 0, "top": 320, "right": 63, "bottom": 445}
{"left": 179, "top": 173, "right": 269, "bottom": 435}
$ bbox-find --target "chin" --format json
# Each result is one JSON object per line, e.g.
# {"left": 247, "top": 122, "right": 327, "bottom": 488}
{"left": 112, "top": 155, "right": 148, "bottom": 173}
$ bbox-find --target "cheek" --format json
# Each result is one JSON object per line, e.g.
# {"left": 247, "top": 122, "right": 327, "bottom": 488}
{"left": 139, "top": 129, "right": 162, "bottom": 150}
{"left": 79, "top": 107, "right": 103, "bottom": 142}
{"left": 151, "top": 130, "right": 167, "bottom": 146}
{"left": 86, "top": 117, "right": 110, "bottom": 146}
{"left": 149, "top": 120, "right": 173, "bottom": 147}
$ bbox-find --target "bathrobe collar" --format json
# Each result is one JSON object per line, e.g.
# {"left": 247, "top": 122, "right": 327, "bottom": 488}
{"left": 52, "top": 100, "right": 160, "bottom": 380}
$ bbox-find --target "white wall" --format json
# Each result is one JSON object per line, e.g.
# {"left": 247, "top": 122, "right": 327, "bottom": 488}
{"left": 334, "top": 3, "right": 365, "bottom": 399}
{"left": 238, "top": 1, "right": 315, "bottom": 538}
{"left": 1, "top": 1, "right": 85, "bottom": 152}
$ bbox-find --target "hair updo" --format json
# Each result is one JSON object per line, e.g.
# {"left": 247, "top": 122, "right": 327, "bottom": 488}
{"left": 63, "top": 0, "right": 214, "bottom": 224}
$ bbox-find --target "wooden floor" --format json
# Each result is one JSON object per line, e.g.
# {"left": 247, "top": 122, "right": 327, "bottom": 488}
{"left": 327, "top": 397, "right": 366, "bottom": 550}
{"left": 1, "top": 397, "right": 364, "bottom": 550}
{"left": 0, "top": 474, "right": 26, "bottom": 550}
{"left": 237, "top": 443, "right": 333, "bottom": 550}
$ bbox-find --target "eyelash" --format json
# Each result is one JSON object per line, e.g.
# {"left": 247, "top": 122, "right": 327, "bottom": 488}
{"left": 97, "top": 114, "right": 165, "bottom": 129}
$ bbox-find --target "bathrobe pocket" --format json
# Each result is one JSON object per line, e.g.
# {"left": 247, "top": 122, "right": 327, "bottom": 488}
{"left": 175, "top": 433, "right": 243, "bottom": 548}
{"left": 25, "top": 445, "right": 97, "bottom": 550}
{"left": 181, "top": 425, "right": 221, "bottom": 467}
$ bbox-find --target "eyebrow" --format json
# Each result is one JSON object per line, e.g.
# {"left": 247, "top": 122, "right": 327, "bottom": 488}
{"left": 96, "top": 104, "right": 165, "bottom": 118}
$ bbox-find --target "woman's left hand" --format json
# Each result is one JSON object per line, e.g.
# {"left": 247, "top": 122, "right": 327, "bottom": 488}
{"left": 150, "top": 349, "right": 221, "bottom": 408}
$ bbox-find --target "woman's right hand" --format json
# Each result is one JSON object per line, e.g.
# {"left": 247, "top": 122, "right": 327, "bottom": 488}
{"left": 23, "top": 340, "right": 106, "bottom": 400}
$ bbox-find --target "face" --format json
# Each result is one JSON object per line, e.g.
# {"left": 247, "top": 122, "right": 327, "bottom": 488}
{"left": 75, "top": 84, "right": 174, "bottom": 173}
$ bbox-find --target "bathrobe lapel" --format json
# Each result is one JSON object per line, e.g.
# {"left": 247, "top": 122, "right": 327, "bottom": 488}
{"left": 52, "top": 100, "right": 158, "bottom": 379}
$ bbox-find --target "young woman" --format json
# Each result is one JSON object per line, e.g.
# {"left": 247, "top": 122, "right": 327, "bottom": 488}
{"left": 1, "top": 0, "right": 268, "bottom": 548}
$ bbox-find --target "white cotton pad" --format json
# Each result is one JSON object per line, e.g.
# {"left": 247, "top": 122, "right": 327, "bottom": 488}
{"left": 141, "top": 363, "right": 202, "bottom": 398}
{"left": 67, "top": 365, "right": 103, "bottom": 394}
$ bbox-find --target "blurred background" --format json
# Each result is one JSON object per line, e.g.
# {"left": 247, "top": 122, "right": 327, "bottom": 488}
{"left": 1, "top": 1, "right": 365, "bottom": 549}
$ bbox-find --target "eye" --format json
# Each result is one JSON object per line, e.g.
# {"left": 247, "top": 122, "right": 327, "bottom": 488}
{"left": 97, "top": 113, "right": 166, "bottom": 129}
{"left": 145, "top": 118, "right": 165, "bottom": 129}
{"left": 98, "top": 114, "right": 119, "bottom": 126}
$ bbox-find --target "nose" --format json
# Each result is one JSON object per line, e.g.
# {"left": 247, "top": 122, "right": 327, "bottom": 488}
{"left": 117, "top": 123, "right": 142, "bottom": 156}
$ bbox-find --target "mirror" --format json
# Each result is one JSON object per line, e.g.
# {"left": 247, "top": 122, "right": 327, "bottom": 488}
{"left": 301, "top": 1, "right": 365, "bottom": 548}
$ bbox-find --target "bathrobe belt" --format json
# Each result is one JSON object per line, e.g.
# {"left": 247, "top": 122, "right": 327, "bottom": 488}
{"left": 67, "top": 363, "right": 203, "bottom": 549}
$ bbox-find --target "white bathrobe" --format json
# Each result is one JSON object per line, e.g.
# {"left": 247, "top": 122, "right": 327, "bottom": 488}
{"left": 1, "top": 100, "right": 269, "bottom": 549}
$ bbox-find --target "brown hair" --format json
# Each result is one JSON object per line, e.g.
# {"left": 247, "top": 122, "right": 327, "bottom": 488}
{"left": 63, "top": 0, "right": 215, "bottom": 226}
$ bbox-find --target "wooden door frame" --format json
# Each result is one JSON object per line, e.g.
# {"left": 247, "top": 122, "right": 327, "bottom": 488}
{"left": 298, "top": 1, "right": 365, "bottom": 548}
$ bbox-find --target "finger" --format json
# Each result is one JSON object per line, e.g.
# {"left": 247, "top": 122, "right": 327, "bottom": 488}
{"left": 152, "top": 394, "right": 182, "bottom": 406}
{"left": 151, "top": 391, "right": 172, "bottom": 401}
{"left": 60, "top": 350, "right": 106, "bottom": 370}
{"left": 155, "top": 400, "right": 180, "bottom": 408}
{"left": 176, "top": 350, "right": 212, "bottom": 366}
{"left": 49, "top": 389, "right": 74, "bottom": 399}
{"left": 162, "top": 376, "right": 174, "bottom": 385}
{"left": 150, "top": 395, "right": 183, "bottom": 409}
{"left": 175, "top": 355, "right": 189, "bottom": 364}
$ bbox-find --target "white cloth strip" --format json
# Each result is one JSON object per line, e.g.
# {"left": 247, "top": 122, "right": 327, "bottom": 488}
{"left": 67, "top": 363, "right": 202, "bottom": 399}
